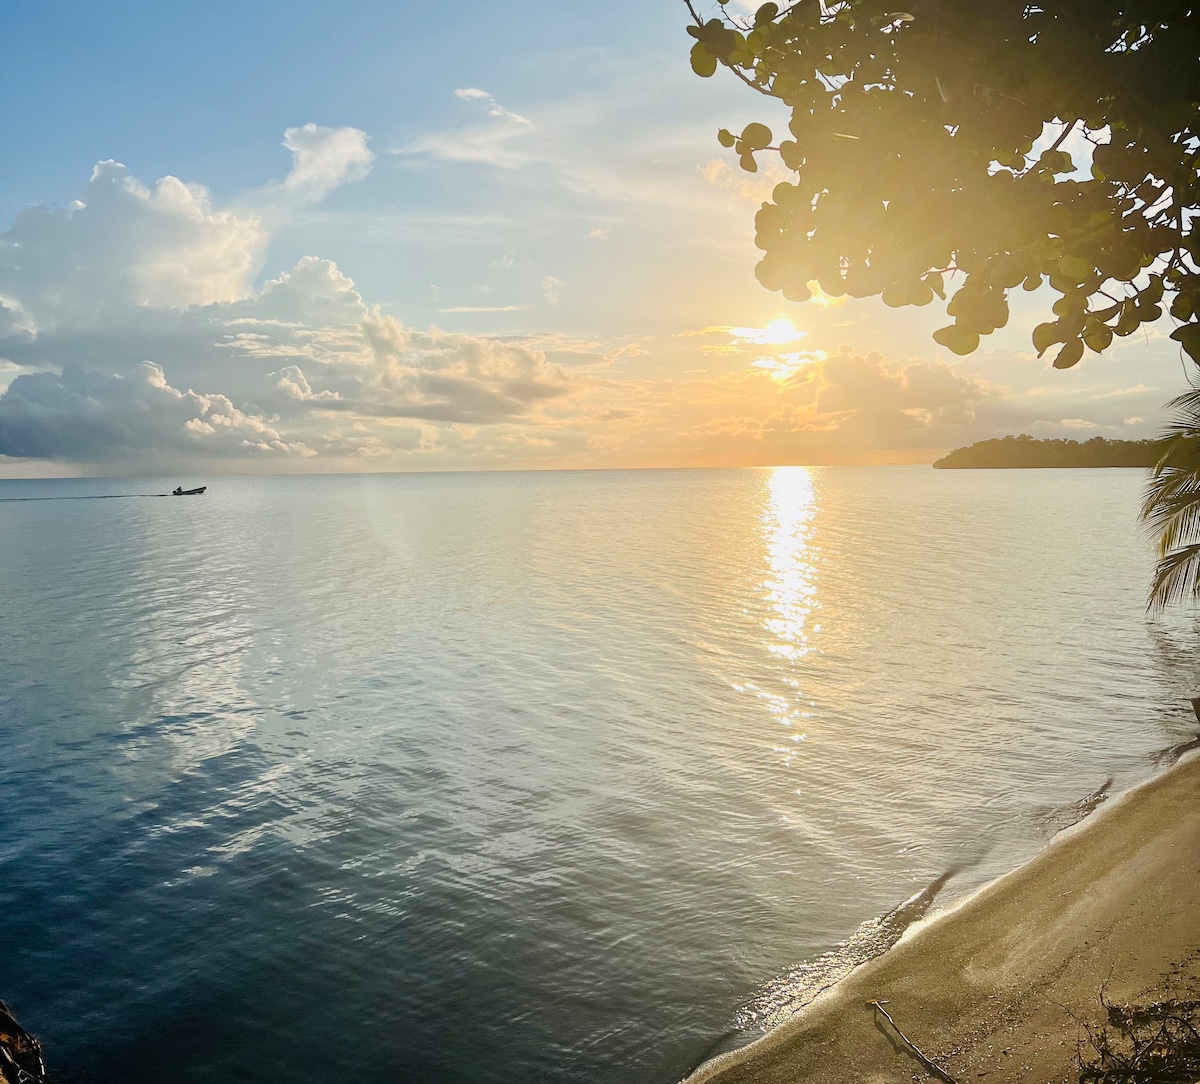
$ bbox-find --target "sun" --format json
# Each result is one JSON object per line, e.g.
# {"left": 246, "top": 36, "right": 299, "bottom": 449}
{"left": 762, "top": 317, "right": 803, "bottom": 345}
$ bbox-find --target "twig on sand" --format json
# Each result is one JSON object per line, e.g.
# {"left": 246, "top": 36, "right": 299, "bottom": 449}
{"left": 867, "top": 1000, "right": 959, "bottom": 1084}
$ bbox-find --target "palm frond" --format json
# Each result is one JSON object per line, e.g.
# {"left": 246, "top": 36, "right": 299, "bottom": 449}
{"left": 1141, "top": 391, "right": 1200, "bottom": 610}
{"left": 1148, "top": 543, "right": 1200, "bottom": 611}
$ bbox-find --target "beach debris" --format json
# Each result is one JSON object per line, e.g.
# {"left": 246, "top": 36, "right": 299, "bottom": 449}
{"left": 867, "top": 999, "right": 959, "bottom": 1084}
{"left": 0, "top": 1002, "right": 47, "bottom": 1084}
{"left": 1078, "top": 993, "right": 1200, "bottom": 1082}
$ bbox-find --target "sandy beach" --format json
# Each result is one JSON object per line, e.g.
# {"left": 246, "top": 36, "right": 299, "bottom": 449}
{"left": 685, "top": 752, "right": 1200, "bottom": 1084}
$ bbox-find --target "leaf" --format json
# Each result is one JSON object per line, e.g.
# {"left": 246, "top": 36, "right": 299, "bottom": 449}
{"left": 1033, "top": 321, "right": 1062, "bottom": 356}
{"left": 739, "top": 152, "right": 759, "bottom": 173}
{"left": 1115, "top": 302, "right": 1141, "bottom": 337}
{"left": 741, "top": 122, "right": 773, "bottom": 150}
{"left": 1052, "top": 337, "right": 1085, "bottom": 369}
{"left": 1082, "top": 320, "right": 1113, "bottom": 353}
{"left": 779, "top": 140, "right": 804, "bottom": 170}
{"left": 690, "top": 43, "right": 718, "bottom": 78}
{"left": 754, "top": 2, "right": 780, "bottom": 26}
{"left": 717, "top": 128, "right": 736, "bottom": 148}
{"left": 1057, "top": 255, "right": 1093, "bottom": 281}
{"left": 781, "top": 278, "right": 812, "bottom": 303}
{"left": 932, "top": 324, "right": 980, "bottom": 356}
{"left": 1171, "top": 323, "right": 1200, "bottom": 364}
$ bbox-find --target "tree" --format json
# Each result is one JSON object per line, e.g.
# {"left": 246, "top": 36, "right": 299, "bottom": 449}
{"left": 1142, "top": 391, "right": 1200, "bottom": 607}
{"left": 686, "top": 0, "right": 1197, "bottom": 365}
{"left": 686, "top": 0, "right": 1199, "bottom": 603}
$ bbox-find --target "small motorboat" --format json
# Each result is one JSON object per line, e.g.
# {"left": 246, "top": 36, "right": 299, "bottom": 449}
{"left": 172, "top": 485, "right": 207, "bottom": 496}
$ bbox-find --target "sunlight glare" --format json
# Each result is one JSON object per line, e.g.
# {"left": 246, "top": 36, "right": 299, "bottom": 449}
{"left": 762, "top": 467, "right": 820, "bottom": 661}
{"left": 752, "top": 350, "right": 826, "bottom": 382}
{"left": 763, "top": 317, "right": 802, "bottom": 344}
{"left": 731, "top": 318, "right": 807, "bottom": 347}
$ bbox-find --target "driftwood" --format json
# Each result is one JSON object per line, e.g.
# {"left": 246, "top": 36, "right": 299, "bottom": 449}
{"left": 867, "top": 999, "right": 959, "bottom": 1084}
{"left": 1078, "top": 992, "right": 1200, "bottom": 1083}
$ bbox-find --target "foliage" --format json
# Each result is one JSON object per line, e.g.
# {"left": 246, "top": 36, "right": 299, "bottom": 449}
{"left": 685, "top": 0, "right": 1200, "bottom": 369}
{"left": 1141, "top": 390, "right": 1200, "bottom": 608}
{"left": 933, "top": 434, "right": 1161, "bottom": 469}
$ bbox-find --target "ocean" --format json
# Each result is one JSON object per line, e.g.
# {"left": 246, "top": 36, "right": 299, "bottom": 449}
{"left": 1, "top": 467, "right": 1196, "bottom": 1083}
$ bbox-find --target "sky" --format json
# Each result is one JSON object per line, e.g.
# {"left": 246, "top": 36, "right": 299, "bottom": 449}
{"left": 0, "top": 0, "right": 1188, "bottom": 476}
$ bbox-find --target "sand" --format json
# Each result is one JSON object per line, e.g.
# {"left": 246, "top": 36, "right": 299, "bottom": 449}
{"left": 684, "top": 752, "right": 1200, "bottom": 1084}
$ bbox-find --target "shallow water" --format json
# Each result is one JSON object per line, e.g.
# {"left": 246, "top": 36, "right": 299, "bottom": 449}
{"left": 0, "top": 467, "right": 1196, "bottom": 1083}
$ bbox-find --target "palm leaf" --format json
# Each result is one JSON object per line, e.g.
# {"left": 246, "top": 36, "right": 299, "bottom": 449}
{"left": 1141, "top": 390, "right": 1200, "bottom": 610}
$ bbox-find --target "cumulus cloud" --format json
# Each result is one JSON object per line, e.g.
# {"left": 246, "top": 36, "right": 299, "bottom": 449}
{"left": 281, "top": 124, "right": 374, "bottom": 201}
{"left": 815, "top": 347, "right": 989, "bottom": 431}
{"left": 272, "top": 364, "right": 341, "bottom": 403}
{"left": 0, "top": 161, "right": 264, "bottom": 317}
{"left": 345, "top": 315, "right": 578, "bottom": 424}
{"left": 252, "top": 256, "right": 367, "bottom": 326}
{"left": 0, "top": 362, "right": 313, "bottom": 461}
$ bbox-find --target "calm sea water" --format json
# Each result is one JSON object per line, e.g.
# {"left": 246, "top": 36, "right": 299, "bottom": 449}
{"left": 1, "top": 467, "right": 1197, "bottom": 1084}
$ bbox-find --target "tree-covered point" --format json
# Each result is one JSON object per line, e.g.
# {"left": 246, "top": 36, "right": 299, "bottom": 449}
{"left": 685, "top": 0, "right": 1200, "bottom": 369}
{"left": 933, "top": 434, "right": 1161, "bottom": 469}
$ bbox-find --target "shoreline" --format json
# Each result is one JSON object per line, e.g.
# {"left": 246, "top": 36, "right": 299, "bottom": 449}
{"left": 683, "top": 750, "right": 1200, "bottom": 1084}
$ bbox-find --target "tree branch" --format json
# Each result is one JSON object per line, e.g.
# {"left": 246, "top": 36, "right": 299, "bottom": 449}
{"left": 868, "top": 1000, "right": 959, "bottom": 1084}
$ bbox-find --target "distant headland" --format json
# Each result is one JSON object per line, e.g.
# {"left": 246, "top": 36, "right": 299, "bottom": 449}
{"left": 933, "top": 434, "right": 1161, "bottom": 469}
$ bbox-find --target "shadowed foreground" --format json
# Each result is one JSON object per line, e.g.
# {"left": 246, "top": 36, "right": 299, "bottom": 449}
{"left": 685, "top": 753, "right": 1200, "bottom": 1084}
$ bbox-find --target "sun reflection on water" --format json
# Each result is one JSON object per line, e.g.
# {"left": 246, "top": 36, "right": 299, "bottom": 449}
{"left": 762, "top": 466, "right": 820, "bottom": 662}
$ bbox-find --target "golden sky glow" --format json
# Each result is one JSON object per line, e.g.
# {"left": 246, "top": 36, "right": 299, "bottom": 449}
{"left": 731, "top": 318, "right": 807, "bottom": 347}
{"left": 0, "top": 12, "right": 1183, "bottom": 476}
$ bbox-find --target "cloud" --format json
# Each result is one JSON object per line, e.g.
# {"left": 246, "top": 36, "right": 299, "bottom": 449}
{"left": 252, "top": 256, "right": 366, "bottom": 325}
{"left": 582, "top": 346, "right": 999, "bottom": 468}
{"left": 0, "top": 124, "right": 374, "bottom": 328}
{"left": 438, "top": 304, "right": 529, "bottom": 314}
{"left": 0, "top": 126, "right": 1168, "bottom": 474}
{"left": 815, "top": 347, "right": 990, "bottom": 430}
{"left": 273, "top": 364, "right": 341, "bottom": 402}
{"left": 0, "top": 160, "right": 264, "bottom": 316}
{"left": 701, "top": 157, "right": 793, "bottom": 204}
{"left": 1092, "top": 384, "right": 1156, "bottom": 399}
{"left": 346, "top": 315, "right": 579, "bottom": 424}
{"left": 453, "top": 87, "right": 531, "bottom": 126}
{"left": 281, "top": 124, "right": 374, "bottom": 201}
{"left": 0, "top": 362, "right": 313, "bottom": 461}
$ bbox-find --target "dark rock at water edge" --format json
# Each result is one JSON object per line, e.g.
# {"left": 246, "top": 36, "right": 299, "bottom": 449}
{"left": 0, "top": 1002, "right": 47, "bottom": 1084}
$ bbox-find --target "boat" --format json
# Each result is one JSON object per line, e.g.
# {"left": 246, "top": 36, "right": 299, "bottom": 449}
{"left": 172, "top": 486, "right": 207, "bottom": 496}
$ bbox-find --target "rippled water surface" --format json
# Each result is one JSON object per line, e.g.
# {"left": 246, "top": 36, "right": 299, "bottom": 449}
{"left": 1, "top": 468, "right": 1197, "bottom": 1083}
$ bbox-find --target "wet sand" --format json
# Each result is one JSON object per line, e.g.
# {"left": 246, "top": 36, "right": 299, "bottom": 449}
{"left": 685, "top": 752, "right": 1200, "bottom": 1084}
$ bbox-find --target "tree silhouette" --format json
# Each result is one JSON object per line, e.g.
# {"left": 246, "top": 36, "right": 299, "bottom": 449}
{"left": 686, "top": 0, "right": 1200, "bottom": 603}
